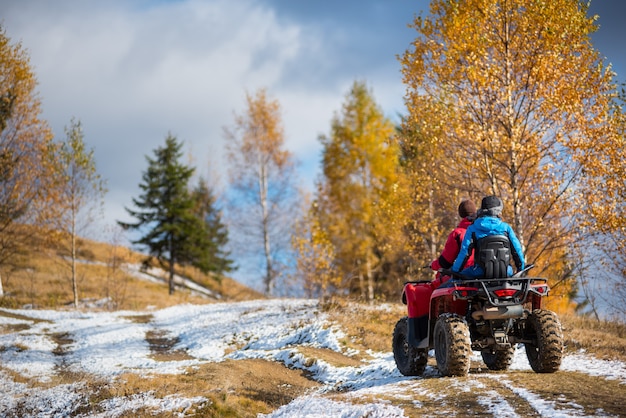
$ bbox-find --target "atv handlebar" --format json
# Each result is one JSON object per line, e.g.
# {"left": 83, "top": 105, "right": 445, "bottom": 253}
{"left": 438, "top": 268, "right": 471, "bottom": 280}
{"left": 513, "top": 264, "right": 535, "bottom": 277}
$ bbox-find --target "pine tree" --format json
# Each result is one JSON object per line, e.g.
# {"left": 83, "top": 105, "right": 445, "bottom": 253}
{"left": 188, "top": 177, "right": 234, "bottom": 276}
{"left": 118, "top": 134, "right": 221, "bottom": 294}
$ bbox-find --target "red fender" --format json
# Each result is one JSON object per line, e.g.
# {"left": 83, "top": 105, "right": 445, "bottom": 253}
{"left": 404, "top": 282, "right": 433, "bottom": 318}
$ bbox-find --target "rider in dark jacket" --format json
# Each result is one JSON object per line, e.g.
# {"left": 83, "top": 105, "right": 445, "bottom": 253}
{"left": 452, "top": 195, "right": 525, "bottom": 278}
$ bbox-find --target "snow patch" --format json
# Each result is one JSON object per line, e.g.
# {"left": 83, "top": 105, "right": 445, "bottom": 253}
{"left": 260, "top": 395, "right": 407, "bottom": 418}
{"left": 493, "top": 376, "right": 589, "bottom": 417}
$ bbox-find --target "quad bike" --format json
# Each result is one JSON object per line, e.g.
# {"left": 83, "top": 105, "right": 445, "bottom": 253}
{"left": 392, "top": 235, "right": 564, "bottom": 377}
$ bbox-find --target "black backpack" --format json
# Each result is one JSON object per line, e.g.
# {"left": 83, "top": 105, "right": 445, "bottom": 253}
{"left": 473, "top": 234, "right": 511, "bottom": 279}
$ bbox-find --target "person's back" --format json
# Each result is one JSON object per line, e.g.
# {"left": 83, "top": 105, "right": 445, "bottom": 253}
{"left": 467, "top": 215, "right": 513, "bottom": 240}
{"left": 430, "top": 199, "right": 476, "bottom": 287}
{"left": 452, "top": 196, "right": 525, "bottom": 278}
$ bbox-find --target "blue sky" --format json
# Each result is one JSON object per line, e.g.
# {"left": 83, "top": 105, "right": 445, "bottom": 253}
{"left": 1, "top": 1, "right": 624, "bottom": 260}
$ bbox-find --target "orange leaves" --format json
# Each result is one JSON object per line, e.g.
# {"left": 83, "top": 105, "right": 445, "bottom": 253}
{"left": 0, "top": 26, "right": 55, "bottom": 234}
{"left": 227, "top": 88, "right": 291, "bottom": 173}
{"left": 581, "top": 103, "right": 626, "bottom": 239}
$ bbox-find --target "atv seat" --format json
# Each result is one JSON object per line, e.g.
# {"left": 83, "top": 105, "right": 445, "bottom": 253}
{"left": 475, "top": 234, "right": 511, "bottom": 279}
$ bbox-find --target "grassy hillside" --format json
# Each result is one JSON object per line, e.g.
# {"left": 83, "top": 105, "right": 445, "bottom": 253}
{"left": 0, "top": 235, "right": 263, "bottom": 310}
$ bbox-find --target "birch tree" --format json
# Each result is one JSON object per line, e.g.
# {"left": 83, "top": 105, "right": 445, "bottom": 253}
{"left": 578, "top": 87, "right": 626, "bottom": 320}
{"left": 224, "top": 89, "right": 299, "bottom": 295}
{"left": 51, "top": 118, "right": 107, "bottom": 308}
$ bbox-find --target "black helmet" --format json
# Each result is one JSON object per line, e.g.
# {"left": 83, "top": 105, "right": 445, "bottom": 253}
{"left": 479, "top": 195, "right": 503, "bottom": 217}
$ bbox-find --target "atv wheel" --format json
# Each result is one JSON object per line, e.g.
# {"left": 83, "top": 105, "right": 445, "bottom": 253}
{"left": 392, "top": 317, "right": 428, "bottom": 376}
{"left": 433, "top": 314, "right": 471, "bottom": 376}
{"left": 524, "top": 309, "right": 563, "bottom": 373}
{"left": 481, "top": 346, "right": 515, "bottom": 371}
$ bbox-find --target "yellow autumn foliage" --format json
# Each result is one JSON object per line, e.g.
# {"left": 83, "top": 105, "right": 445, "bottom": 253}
{"left": 399, "top": 0, "right": 621, "bottom": 304}
{"left": 309, "top": 81, "right": 407, "bottom": 300}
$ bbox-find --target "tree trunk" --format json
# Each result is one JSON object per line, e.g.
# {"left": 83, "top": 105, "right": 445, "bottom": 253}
{"left": 169, "top": 261, "right": 175, "bottom": 295}
{"left": 259, "top": 161, "right": 274, "bottom": 295}
{"left": 71, "top": 216, "right": 79, "bottom": 308}
{"left": 0, "top": 273, "right": 3, "bottom": 297}
{"left": 428, "top": 190, "right": 438, "bottom": 262}
{"left": 366, "top": 256, "right": 374, "bottom": 302}
{"left": 503, "top": 16, "right": 525, "bottom": 253}
{"left": 358, "top": 269, "right": 365, "bottom": 300}
{"left": 168, "top": 237, "right": 175, "bottom": 295}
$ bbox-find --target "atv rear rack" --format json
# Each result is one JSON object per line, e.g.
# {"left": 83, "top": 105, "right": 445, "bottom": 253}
{"left": 448, "top": 276, "right": 548, "bottom": 307}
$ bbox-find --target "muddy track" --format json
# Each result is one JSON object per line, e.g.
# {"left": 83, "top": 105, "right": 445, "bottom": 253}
{"left": 329, "top": 359, "right": 626, "bottom": 417}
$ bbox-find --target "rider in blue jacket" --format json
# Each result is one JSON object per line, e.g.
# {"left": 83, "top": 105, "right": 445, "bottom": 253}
{"left": 452, "top": 195, "right": 525, "bottom": 278}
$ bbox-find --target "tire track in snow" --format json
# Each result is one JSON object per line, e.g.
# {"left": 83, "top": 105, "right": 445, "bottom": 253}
{"left": 488, "top": 376, "right": 590, "bottom": 417}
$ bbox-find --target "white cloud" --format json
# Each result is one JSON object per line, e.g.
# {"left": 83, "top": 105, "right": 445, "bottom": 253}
{"left": 0, "top": 1, "right": 417, "bottom": 264}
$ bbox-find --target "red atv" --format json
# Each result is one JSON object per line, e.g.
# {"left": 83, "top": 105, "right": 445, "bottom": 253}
{"left": 392, "top": 236, "right": 564, "bottom": 377}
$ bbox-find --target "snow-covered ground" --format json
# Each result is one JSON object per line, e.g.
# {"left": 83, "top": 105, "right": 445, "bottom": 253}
{"left": 1, "top": 299, "right": 625, "bottom": 417}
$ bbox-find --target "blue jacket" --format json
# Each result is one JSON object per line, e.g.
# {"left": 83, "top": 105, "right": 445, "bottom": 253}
{"left": 452, "top": 215, "right": 525, "bottom": 277}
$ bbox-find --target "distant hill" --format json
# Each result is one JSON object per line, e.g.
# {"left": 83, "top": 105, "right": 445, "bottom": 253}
{"left": 0, "top": 234, "right": 263, "bottom": 310}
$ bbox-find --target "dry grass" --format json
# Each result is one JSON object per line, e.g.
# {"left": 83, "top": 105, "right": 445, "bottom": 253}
{"left": 71, "top": 360, "right": 319, "bottom": 417}
{"left": 0, "top": 234, "right": 263, "bottom": 311}
{"left": 371, "top": 371, "right": 626, "bottom": 418}
{"left": 0, "top": 312, "right": 319, "bottom": 417}
{"left": 323, "top": 299, "right": 626, "bottom": 418}
{"left": 0, "top": 234, "right": 308, "bottom": 417}
{"left": 560, "top": 313, "right": 626, "bottom": 361}
{"left": 3, "top": 295, "right": 626, "bottom": 417}
{"left": 296, "top": 346, "right": 363, "bottom": 368}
